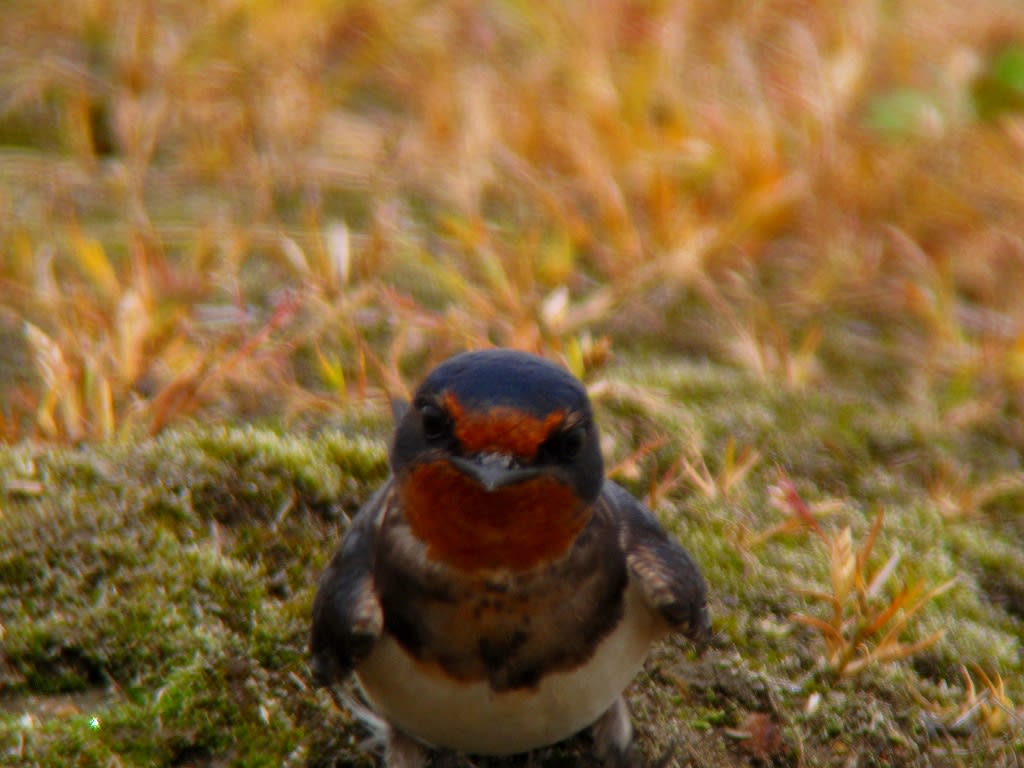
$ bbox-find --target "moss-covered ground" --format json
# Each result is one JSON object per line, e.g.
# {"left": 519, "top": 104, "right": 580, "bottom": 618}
{"left": 3, "top": 357, "right": 1023, "bottom": 766}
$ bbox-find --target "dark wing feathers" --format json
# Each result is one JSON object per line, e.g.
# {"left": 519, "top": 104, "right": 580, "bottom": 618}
{"left": 603, "top": 481, "right": 711, "bottom": 645}
{"left": 309, "top": 485, "right": 388, "bottom": 686}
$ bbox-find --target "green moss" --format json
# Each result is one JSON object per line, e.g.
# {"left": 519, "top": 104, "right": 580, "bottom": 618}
{"left": 0, "top": 423, "right": 386, "bottom": 765}
{"left": 2, "top": 363, "right": 1023, "bottom": 766}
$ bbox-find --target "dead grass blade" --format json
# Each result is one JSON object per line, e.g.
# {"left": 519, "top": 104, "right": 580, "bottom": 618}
{"left": 789, "top": 506, "right": 956, "bottom": 679}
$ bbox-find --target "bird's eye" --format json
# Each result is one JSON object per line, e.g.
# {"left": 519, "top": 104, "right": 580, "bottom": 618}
{"left": 419, "top": 403, "right": 451, "bottom": 442}
{"left": 544, "top": 425, "right": 586, "bottom": 462}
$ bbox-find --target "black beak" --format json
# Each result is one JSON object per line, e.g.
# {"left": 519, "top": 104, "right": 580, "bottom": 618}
{"left": 449, "top": 455, "right": 540, "bottom": 492}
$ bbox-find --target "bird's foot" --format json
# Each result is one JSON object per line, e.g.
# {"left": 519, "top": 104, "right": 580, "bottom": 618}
{"left": 386, "top": 725, "right": 429, "bottom": 768}
{"left": 592, "top": 696, "right": 636, "bottom": 767}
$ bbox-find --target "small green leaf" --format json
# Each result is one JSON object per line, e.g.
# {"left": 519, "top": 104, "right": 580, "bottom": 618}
{"left": 972, "top": 43, "right": 1024, "bottom": 120}
{"left": 864, "top": 88, "right": 939, "bottom": 139}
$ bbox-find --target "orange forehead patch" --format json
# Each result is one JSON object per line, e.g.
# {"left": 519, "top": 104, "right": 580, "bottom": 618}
{"left": 400, "top": 461, "right": 589, "bottom": 572}
{"left": 443, "top": 393, "right": 564, "bottom": 459}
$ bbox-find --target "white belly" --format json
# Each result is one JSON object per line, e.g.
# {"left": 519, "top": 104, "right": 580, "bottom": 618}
{"left": 354, "top": 581, "right": 664, "bottom": 755}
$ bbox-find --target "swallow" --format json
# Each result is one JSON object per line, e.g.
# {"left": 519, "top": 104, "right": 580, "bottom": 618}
{"left": 311, "top": 348, "right": 709, "bottom": 767}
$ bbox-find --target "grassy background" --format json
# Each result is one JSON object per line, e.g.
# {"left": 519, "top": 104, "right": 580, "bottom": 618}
{"left": 2, "top": 0, "right": 1024, "bottom": 765}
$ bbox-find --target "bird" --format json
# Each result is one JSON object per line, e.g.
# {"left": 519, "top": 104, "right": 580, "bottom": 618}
{"left": 311, "top": 348, "right": 710, "bottom": 767}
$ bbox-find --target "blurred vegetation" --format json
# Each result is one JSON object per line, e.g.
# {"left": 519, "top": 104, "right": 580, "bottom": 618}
{"left": 2, "top": 0, "right": 1024, "bottom": 765}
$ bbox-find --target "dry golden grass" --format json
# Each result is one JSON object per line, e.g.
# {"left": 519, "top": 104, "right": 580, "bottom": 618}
{"left": 791, "top": 506, "right": 956, "bottom": 679}
{"left": 3, "top": 0, "right": 1024, "bottom": 443}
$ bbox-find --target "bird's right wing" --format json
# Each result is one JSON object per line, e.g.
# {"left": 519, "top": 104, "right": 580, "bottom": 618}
{"left": 310, "top": 484, "right": 390, "bottom": 686}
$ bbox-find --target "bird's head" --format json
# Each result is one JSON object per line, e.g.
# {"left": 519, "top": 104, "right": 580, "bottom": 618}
{"left": 391, "top": 349, "right": 604, "bottom": 572}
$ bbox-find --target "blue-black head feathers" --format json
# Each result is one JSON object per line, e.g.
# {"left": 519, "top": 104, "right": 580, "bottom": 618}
{"left": 391, "top": 349, "right": 604, "bottom": 504}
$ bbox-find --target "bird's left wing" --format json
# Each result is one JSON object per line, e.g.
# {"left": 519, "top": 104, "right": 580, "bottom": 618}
{"left": 602, "top": 481, "right": 711, "bottom": 645}
{"left": 310, "top": 484, "right": 390, "bottom": 686}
